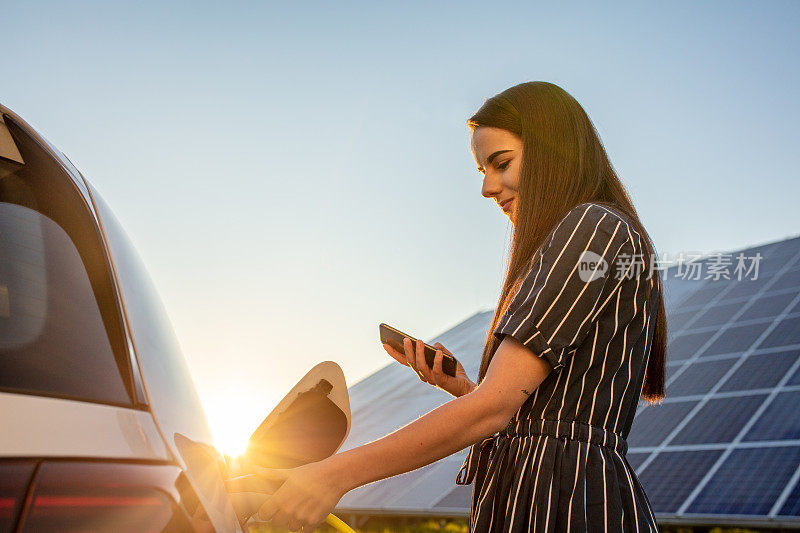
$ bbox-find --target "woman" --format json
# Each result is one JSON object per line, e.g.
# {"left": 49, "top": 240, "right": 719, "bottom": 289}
{"left": 245, "top": 81, "right": 666, "bottom": 532}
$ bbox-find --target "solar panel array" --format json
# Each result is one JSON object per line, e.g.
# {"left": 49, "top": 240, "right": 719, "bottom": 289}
{"left": 336, "top": 236, "right": 800, "bottom": 528}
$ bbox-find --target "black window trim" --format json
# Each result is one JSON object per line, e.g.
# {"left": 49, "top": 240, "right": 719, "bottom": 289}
{"left": 0, "top": 113, "right": 148, "bottom": 410}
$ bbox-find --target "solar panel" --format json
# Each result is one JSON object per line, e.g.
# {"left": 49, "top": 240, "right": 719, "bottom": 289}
{"left": 718, "top": 275, "right": 773, "bottom": 301}
{"left": 687, "top": 446, "right": 800, "bottom": 515}
{"left": 778, "top": 480, "right": 800, "bottom": 517}
{"left": 788, "top": 364, "right": 800, "bottom": 386}
{"left": 626, "top": 452, "right": 650, "bottom": 471}
{"left": 758, "top": 316, "right": 800, "bottom": 349}
{"left": 691, "top": 301, "right": 745, "bottom": 328}
{"left": 667, "top": 357, "right": 737, "bottom": 397}
{"left": 433, "top": 485, "right": 472, "bottom": 509}
{"left": 767, "top": 240, "right": 800, "bottom": 258}
{"left": 699, "top": 321, "right": 771, "bottom": 357}
{"left": 627, "top": 401, "right": 697, "bottom": 448}
{"left": 718, "top": 350, "right": 798, "bottom": 392}
{"left": 667, "top": 331, "right": 716, "bottom": 362}
{"left": 740, "top": 291, "right": 797, "bottom": 321}
{"left": 392, "top": 461, "right": 467, "bottom": 509}
{"left": 743, "top": 390, "right": 800, "bottom": 442}
{"left": 772, "top": 267, "right": 800, "bottom": 292}
{"left": 671, "top": 394, "right": 766, "bottom": 445}
{"left": 679, "top": 282, "right": 728, "bottom": 308}
{"left": 338, "top": 462, "right": 439, "bottom": 509}
{"left": 667, "top": 308, "right": 699, "bottom": 331}
{"left": 760, "top": 253, "right": 797, "bottom": 276}
{"left": 637, "top": 450, "right": 723, "bottom": 513}
{"left": 665, "top": 362, "right": 681, "bottom": 383}
{"left": 754, "top": 245, "right": 788, "bottom": 261}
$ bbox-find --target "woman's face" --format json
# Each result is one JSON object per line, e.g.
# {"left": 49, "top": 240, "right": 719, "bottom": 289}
{"left": 470, "top": 125, "right": 523, "bottom": 223}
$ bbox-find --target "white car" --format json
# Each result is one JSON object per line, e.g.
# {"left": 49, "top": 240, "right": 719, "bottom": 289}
{"left": 0, "top": 105, "right": 352, "bottom": 532}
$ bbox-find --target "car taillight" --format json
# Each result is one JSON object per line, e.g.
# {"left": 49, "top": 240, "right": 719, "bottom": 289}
{"left": 0, "top": 461, "right": 36, "bottom": 532}
{"left": 18, "top": 462, "right": 195, "bottom": 532}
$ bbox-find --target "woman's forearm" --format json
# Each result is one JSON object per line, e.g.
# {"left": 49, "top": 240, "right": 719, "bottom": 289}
{"left": 326, "top": 388, "right": 508, "bottom": 493}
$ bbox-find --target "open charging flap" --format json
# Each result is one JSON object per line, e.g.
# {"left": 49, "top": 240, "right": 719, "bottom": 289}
{"left": 227, "top": 361, "right": 352, "bottom": 523}
{"left": 0, "top": 114, "right": 25, "bottom": 180}
{"left": 245, "top": 360, "right": 351, "bottom": 469}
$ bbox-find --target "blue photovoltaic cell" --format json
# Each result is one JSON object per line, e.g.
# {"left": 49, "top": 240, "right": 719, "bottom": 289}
{"left": 788, "top": 364, "right": 800, "bottom": 386}
{"left": 393, "top": 462, "right": 467, "bottom": 510}
{"left": 626, "top": 452, "right": 649, "bottom": 471}
{"left": 700, "top": 321, "right": 771, "bottom": 357}
{"left": 772, "top": 267, "right": 800, "bottom": 292}
{"left": 627, "top": 401, "right": 697, "bottom": 448}
{"left": 778, "top": 478, "right": 800, "bottom": 517}
{"left": 338, "top": 463, "right": 436, "bottom": 508}
{"left": 433, "top": 485, "right": 472, "bottom": 509}
{"left": 667, "top": 331, "right": 716, "bottom": 362}
{"left": 668, "top": 309, "right": 700, "bottom": 331}
{"left": 761, "top": 244, "right": 797, "bottom": 266}
{"left": 744, "top": 390, "right": 800, "bottom": 442}
{"left": 753, "top": 243, "right": 782, "bottom": 261}
{"left": 718, "top": 275, "right": 772, "bottom": 301}
{"left": 772, "top": 245, "right": 799, "bottom": 256}
{"left": 740, "top": 291, "right": 797, "bottom": 321}
{"left": 759, "top": 262, "right": 789, "bottom": 278}
{"left": 667, "top": 357, "right": 737, "bottom": 397}
{"left": 757, "top": 244, "right": 779, "bottom": 256}
{"left": 691, "top": 301, "right": 744, "bottom": 328}
{"left": 687, "top": 446, "right": 800, "bottom": 515}
{"left": 718, "top": 350, "right": 798, "bottom": 392}
{"left": 758, "top": 316, "right": 800, "bottom": 349}
{"left": 665, "top": 363, "right": 682, "bottom": 383}
{"left": 637, "top": 450, "right": 723, "bottom": 513}
{"left": 766, "top": 239, "right": 800, "bottom": 258}
{"left": 760, "top": 251, "right": 797, "bottom": 276}
{"left": 671, "top": 394, "right": 766, "bottom": 445}
{"left": 679, "top": 282, "right": 729, "bottom": 308}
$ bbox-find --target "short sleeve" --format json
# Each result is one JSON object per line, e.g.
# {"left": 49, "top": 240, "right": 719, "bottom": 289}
{"left": 493, "top": 203, "right": 635, "bottom": 373}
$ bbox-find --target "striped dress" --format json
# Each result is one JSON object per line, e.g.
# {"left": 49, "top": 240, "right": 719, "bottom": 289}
{"left": 455, "top": 202, "right": 661, "bottom": 532}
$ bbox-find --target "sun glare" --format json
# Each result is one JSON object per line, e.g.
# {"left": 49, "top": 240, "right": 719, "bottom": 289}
{"left": 204, "top": 393, "right": 263, "bottom": 458}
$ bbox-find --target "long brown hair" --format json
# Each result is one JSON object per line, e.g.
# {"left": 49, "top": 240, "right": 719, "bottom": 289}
{"left": 472, "top": 81, "right": 666, "bottom": 405}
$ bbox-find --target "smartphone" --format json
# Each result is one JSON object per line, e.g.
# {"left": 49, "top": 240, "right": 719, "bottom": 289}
{"left": 379, "top": 323, "right": 458, "bottom": 377}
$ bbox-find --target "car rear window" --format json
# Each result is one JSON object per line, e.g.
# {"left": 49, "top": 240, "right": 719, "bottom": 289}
{"left": 0, "top": 115, "right": 133, "bottom": 405}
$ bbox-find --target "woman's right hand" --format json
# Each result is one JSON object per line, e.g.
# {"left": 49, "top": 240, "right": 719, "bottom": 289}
{"left": 382, "top": 338, "right": 476, "bottom": 398}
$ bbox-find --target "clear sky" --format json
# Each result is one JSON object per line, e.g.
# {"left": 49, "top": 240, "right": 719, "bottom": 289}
{"left": 3, "top": 1, "right": 799, "bottom": 455}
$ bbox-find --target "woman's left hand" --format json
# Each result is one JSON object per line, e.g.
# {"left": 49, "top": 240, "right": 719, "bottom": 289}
{"left": 253, "top": 459, "right": 348, "bottom": 532}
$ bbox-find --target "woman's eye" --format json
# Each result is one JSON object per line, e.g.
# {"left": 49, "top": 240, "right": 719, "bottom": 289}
{"left": 497, "top": 160, "right": 510, "bottom": 170}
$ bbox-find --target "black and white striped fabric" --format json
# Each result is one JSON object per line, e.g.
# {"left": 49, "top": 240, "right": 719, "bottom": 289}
{"left": 456, "top": 202, "right": 661, "bottom": 532}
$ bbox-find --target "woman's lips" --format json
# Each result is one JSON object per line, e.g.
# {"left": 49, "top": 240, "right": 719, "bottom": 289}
{"left": 500, "top": 199, "right": 514, "bottom": 213}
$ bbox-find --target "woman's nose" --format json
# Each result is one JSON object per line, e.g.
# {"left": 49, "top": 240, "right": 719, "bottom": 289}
{"left": 481, "top": 174, "right": 502, "bottom": 199}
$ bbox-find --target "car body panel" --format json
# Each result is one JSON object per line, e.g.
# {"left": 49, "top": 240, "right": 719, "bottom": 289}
{"left": 83, "top": 182, "right": 241, "bottom": 531}
{"left": 0, "top": 103, "right": 241, "bottom": 532}
{"left": 0, "top": 392, "right": 168, "bottom": 460}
